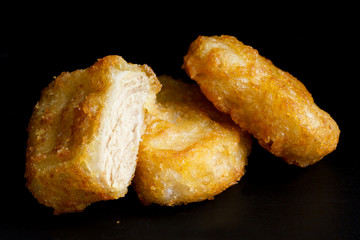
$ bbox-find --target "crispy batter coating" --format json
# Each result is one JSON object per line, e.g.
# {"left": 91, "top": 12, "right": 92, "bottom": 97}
{"left": 183, "top": 35, "right": 340, "bottom": 167}
{"left": 133, "top": 76, "right": 252, "bottom": 206}
{"left": 25, "top": 55, "right": 161, "bottom": 214}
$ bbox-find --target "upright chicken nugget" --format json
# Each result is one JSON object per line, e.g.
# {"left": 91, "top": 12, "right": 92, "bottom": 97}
{"left": 25, "top": 56, "right": 161, "bottom": 214}
{"left": 133, "top": 76, "right": 252, "bottom": 206}
{"left": 183, "top": 35, "right": 340, "bottom": 167}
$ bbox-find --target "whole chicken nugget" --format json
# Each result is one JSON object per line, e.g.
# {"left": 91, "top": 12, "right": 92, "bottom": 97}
{"left": 25, "top": 55, "right": 161, "bottom": 214}
{"left": 183, "top": 35, "right": 340, "bottom": 167}
{"left": 133, "top": 76, "right": 252, "bottom": 206}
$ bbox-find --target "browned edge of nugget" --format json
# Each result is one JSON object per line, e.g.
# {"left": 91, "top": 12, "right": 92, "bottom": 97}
{"left": 25, "top": 55, "right": 161, "bottom": 214}
{"left": 183, "top": 35, "right": 340, "bottom": 167}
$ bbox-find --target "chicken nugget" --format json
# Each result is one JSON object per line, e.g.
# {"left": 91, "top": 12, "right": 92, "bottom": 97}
{"left": 25, "top": 55, "right": 161, "bottom": 214}
{"left": 183, "top": 35, "right": 340, "bottom": 167}
{"left": 133, "top": 76, "right": 252, "bottom": 206}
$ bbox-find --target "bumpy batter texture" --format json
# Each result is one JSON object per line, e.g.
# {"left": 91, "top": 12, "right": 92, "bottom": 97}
{"left": 183, "top": 35, "right": 340, "bottom": 167}
{"left": 133, "top": 76, "right": 252, "bottom": 206}
{"left": 26, "top": 56, "right": 160, "bottom": 214}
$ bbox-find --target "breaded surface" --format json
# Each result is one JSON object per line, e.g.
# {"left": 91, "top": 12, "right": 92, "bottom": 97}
{"left": 25, "top": 55, "right": 161, "bottom": 214}
{"left": 133, "top": 76, "right": 252, "bottom": 206}
{"left": 183, "top": 35, "right": 340, "bottom": 167}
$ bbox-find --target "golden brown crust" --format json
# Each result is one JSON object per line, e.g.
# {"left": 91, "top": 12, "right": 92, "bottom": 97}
{"left": 26, "top": 55, "right": 160, "bottom": 214}
{"left": 133, "top": 76, "right": 252, "bottom": 206}
{"left": 183, "top": 35, "right": 340, "bottom": 167}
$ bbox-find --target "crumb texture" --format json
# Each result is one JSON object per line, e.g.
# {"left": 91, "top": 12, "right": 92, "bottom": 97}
{"left": 133, "top": 76, "right": 252, "bottom": 206}
{"left": 183, "top": 35, "right": 340, "bottom": 167}
{"left": 25, "top": 55, "right": 160, "bottom": 214}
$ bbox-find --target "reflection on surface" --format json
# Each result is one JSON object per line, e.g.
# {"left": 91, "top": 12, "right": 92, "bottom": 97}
{"left": 1, "top": 137, "right": 350, "bottom": 240}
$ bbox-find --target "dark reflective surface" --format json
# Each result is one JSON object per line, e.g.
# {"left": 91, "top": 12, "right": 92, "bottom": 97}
{"left": 1, "top": 13, "right": 356, "bottom": 239}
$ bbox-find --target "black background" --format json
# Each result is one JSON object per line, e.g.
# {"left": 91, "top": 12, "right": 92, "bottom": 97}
{"left": 1, "top": 6, "right": 357, "bottom": 240}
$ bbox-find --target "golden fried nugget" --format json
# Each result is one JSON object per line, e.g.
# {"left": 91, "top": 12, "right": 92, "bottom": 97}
{"left": 133, "top": 76, "right": 252, "bottom": 206}
{"left": 183, "top": 35, "right": 340, "bottom": 167}
{"left": 25, "top": 55, "right": 161, "bottom": 214}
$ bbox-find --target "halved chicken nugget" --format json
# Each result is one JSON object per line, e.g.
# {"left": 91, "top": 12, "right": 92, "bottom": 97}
{"left": 133, "top": 76, "right": 252, "bottom": 206}
{"left": 25, "top": 55, "right": 161, "bottom": 214}
{"left": 183, "top": 35, "right": 340, "bottom": 167}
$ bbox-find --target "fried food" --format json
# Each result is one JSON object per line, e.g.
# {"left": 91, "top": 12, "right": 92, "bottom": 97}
{"left": 183, "top": 35, "right": 340, "bottom": 167}
{"left": 25, "top": 55, "right": 161, "bottom": 214}
{"left": 133, "top": 76, "right": 252, "bottom": 206}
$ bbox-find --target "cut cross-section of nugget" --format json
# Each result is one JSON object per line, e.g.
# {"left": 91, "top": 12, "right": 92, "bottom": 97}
{"left": 25, "top": 55, "right": 161, "bottom": 214}
{"left": 133, "top": 76, "right": 252, "bottom": 206}
{"left": 183, "top": 35, "right": 340, "bottom": 167}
